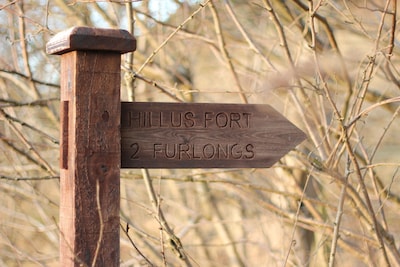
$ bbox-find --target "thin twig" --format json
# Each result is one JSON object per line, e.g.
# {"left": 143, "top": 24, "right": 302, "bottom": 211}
{"left": 209, "top": 1, "right": 248, "bottom": 103}
{"left": 120, "top": 222, "right": 155, "bottom": 267}
{"left": 0, "top": 175, "right": 59, "bottom": 181}
{"left": 0, "top": 97, "right": 59, "bottom": 108}
{"left": 283, "top": 169, "right": 312, "bottom": 266}
{"left": 124, "top": 1, "right": 136, "bottom": 101}
{"left": 0, "top": 136, "right": 55, "bottom": 172}
{"left": 0, "top": 108, "right": 59, "bottom": 144}
{"left": 328, "top": 156, "right": 351, "bottom": 267}
{"left": 133, "top": 8, "right": 217, "bottom": 47}
{"left": 135, "top": 1, "right": 211, "bottom": 76}
{"left": 0, "top": 69, "right": 60, "bottom": 88}
{"left": 141, "top": 168, "right": 193, "bottom": 267}
{"left": 307, "top": 1, "right": 392, "bottom": 264}
{"left": 122, "top": 68, "right": 184, "bottom": 102}
{"left": 292, "top": 0, "right": 353, "bottom": 118}
{"left": 0, "top": 108, "right": 57, "bottom": 175}
{"left": 196, "top": 181, "right": 246, "bottom": 267}
{"left": 342, "top": 128, "right": 391, "bottom": 265}
{"left": 233, "top": 185, "right": 378, "bottom": 246}
{"left": 261, "top": 0, "right": 324, "bottom": 158}
{"left": 224, "top": 0, "right": 277, "bottom": 72}
{"left": 346, "top": 96, "right": 400, "bottom": 128}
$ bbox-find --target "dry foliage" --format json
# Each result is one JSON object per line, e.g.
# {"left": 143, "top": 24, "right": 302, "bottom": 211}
{"left": 1, "top": 0, "right": 400, "bottom": 266}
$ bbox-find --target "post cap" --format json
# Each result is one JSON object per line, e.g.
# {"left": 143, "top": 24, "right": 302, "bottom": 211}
{"left": 46, "top": 26, "right": 136, "bottom": 55}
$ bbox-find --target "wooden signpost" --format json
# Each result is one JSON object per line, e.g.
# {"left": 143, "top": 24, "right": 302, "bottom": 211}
{"left": 121, "top": 102, "right": 305, "bottom": 168}
{"left": 47, "top": 27, "right": 305, "bottom": 266}
{"left": 47, "top": 27, "right": 136, "bottom": 266}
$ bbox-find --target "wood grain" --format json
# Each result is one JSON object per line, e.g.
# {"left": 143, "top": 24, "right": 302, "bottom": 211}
{"left": 46, "top": 26, "right": 136, "bottom": 55}
{"left": 48, "top": 28, "right": 135, "bottom": 267}
{"left": 59, "top": 51, "right": 121, "bottom": 267}
{"left": 121, "top": 102, "right": 306, "bottom": 168}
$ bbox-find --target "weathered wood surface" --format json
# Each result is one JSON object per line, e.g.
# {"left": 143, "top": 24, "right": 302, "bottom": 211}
{"left": 47, "top": 27, "right": 135, "bottom": 267}
{"left": 121, "top": 102, "right": 306, "bottom": 168}
{"left": 46, "top": 26, "right": 136, "bottom": 55}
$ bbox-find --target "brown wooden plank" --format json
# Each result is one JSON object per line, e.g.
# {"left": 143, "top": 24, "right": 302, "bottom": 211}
{"left": 59, "top": 51, "right": 121, "bottom": 267}
{"left": 47, "top": 28, "right": 135, "bottom": 267}
{"left": 121, "top": 102, "right": 306, "bottom": 168}
{"left": 46, "top": 26, "right": 136, "bottom": 55}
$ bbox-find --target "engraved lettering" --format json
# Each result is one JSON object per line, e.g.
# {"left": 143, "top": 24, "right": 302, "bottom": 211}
{"left": 203, "top": 144, "right": 215, "bottom": 159}
{"left": 204, "top": 112, "right": 213, "bottom": 128}
{"left": 119, "top": 102, "right": 289, "bottom": 168}
{"left": 130, "top": 143, "right": 140, "bottom": 159}
{"left": 165, "top": 143, "right": 177, "bottom": 159}
{"left": 126, "top": 110, "right": 253, "bottom": 129}
{"left": 229, "top": 113, "right": 241, "bottom": 128}
{"left": 149, "top": 111, "right": 156, "bottom": 127}
{"left": 184, "top": 112, "right": 195, "bottom": 127}
{"left": 128, "top": 111, "right": 140, "bottom": 128}
{"left": 160, "top": 112, "right": 168, "bottom": 127}
{"left": 244, "top": 144, "right": 255, "bottom": 159}
{"left": 231, "top": 144, "right": 242, "bottom": 159}
{"left": 217, "top": 143, "right": 228, "bottom": 158}
{"left": 192, "top": 144, "right": 201, "bottom": 159}
{"left": 152, "top": 143, "right": 255, "bottom": 160}
{"left": 171, "top": 112, "right": 182, "bottom": 127}
{"left": 243, "top": 113, "right": 251, "bottom": 128}
{"left": 201, "top": 111, "right": 253, "bottom": 128}
{"left": 143, "top": 111, "right": 148, "bottom": 127}
{"left": 216, "top": 112, "right": 228, "bottom": 128}
{"left": 179, "top": 143, "right": 191, "bottom": 159}
{"left": 153, "top": 143, "right": 162, "bottom": 158}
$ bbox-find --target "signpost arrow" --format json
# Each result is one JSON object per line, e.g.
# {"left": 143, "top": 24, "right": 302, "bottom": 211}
{"left": 121, "top": 102, "right": 306, "bottom": 168}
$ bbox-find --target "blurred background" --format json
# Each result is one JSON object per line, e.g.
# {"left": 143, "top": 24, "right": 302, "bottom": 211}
{"left": 1, "top": 0, "right": 400, "bottom": 266}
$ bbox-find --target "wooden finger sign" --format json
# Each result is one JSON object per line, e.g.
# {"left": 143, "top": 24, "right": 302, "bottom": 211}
{"left": 121, "top": 102, "right": 306, "bottom": 168}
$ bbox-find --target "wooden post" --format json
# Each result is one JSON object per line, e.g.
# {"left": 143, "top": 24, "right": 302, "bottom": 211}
{"left": 46, "top": 27, "right": 136, "bottom": 266}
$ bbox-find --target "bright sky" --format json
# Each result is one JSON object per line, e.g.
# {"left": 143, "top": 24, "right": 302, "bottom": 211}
{"left": 147, "top": 0, "right": 202, "bottom": 21}
{"left": 148, "top": 0, "right": 179, "bottom": 21}
{"left": 93, "top": 1, "right": 202, "bottom": 30}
